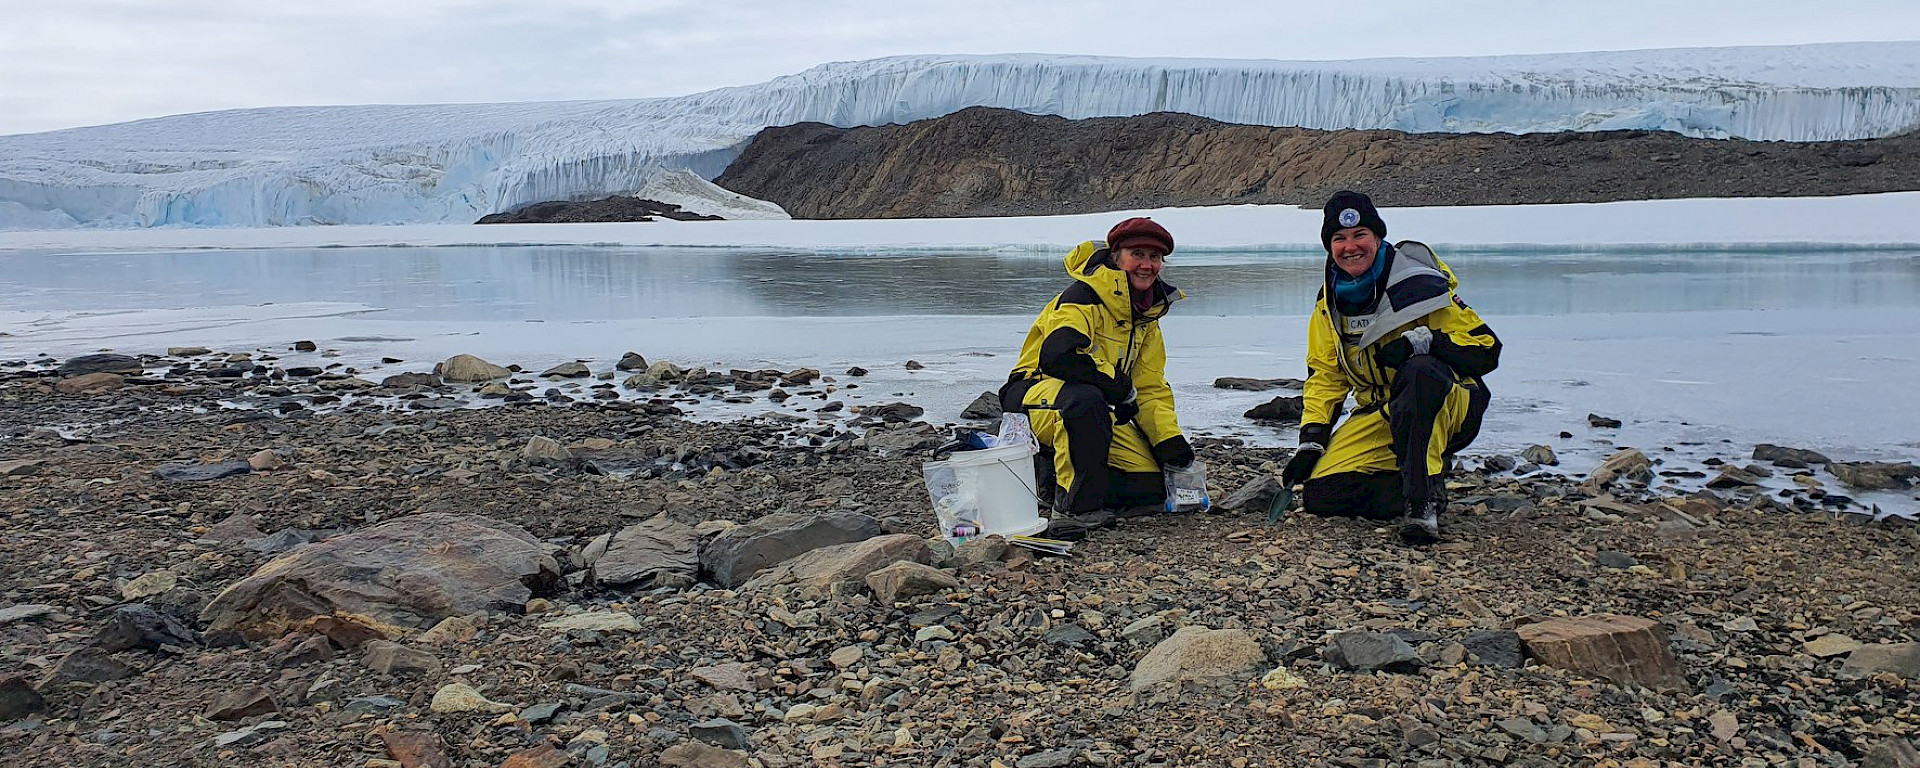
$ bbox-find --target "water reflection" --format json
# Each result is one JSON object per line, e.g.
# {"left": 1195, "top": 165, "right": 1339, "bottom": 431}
{"left": 1, "top": 245, "right": 1915, "bottom": 319}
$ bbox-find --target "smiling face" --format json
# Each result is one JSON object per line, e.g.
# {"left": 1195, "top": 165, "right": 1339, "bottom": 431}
{"left": 1328, "top": 226, "right": 1380, "bottom": 277}
{"left": 1114, "top": 245, "right": 1166, "bottom": 292}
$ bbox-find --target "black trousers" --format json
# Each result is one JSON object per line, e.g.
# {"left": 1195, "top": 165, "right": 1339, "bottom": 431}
{"left": 1304, "top": 355, "right": 1489, "bottom": 518}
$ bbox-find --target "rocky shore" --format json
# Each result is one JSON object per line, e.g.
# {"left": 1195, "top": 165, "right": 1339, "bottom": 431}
{"left": 2, "top": 348, "right": 1917, "bottom": 767}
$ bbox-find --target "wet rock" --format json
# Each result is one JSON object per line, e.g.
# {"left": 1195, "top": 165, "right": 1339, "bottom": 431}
{"left": 98, "top": 603, "right": 200, "bottom": 652}
{"left": 845, "top": 366, "right": 868, "bottom": 376}
{"left": 1218, "top": 474, "right": 1283, "bottom": 513}
{"left": 1588, "top": 413, "right": 1623, "bottom": 428}
{"left": 700, "top": 510, "right": 881, "bottom": 588}
{"left": 1129, "top": 626, "right": 1266, "bottom": 691}
{"left": 1213, "top": 377, "right": 1303, "bottom": 391}
{"left": 1520, "top": 445, "right": 1558, "bottom": 466}
{"left": 904, "top": 360, "right": 925, "bottom": 370}
{"left": 593, "top": 513, "right": 699, "bottom": 589}
{"left": 615, "top": 352, "right": 649, "bottom": 371}
{"left": 1828, "top": 461, "right": 1919, "bottom": 491}
{"left": 863, "top": 402, "right": 925, "bottom": 423}
{"left": 1323, "top": 631, "right": 1424, "bottom": 673}
{"left": 292, "top": 340, "right": 318, "bottom": 352}
{"left": 1839, "top": 643, "right": 1920, "bottom": 680}
{"left": 205, "top": 686, "right": 278, "bottom": 720}
{"left": 361, "top": 640, "right": 442, "bottom": 676}
{"left": 58, "top": 353, "right": 142, "bottom": 376}
{"left": 1243, "top": 395, "right": 1304, "bottom": 422}
{"left": 153, "top": 459, "right": 252, "bottom": 482}
{"left": 0, "top": 674, "right": 45, "bottom": 720}
{"left": 438, "top": 354, "right": 512, "bottom": 382}
{"left": 1516, "top": 614, "right": 1688, "bottom": 690}
{"left": 1588, "top": 449, "right": 1652, "bottom": 488}
{"left": 744, "top": 534, "right": 932, "bottom": 598}
{"left": 690, "top": 718, "right": 752, "bottom": 750}
{"left": 1706, "top": 466, "right": 1763, "bottom": 489}
{"left": 56, "top": 372, "right": 126, "bottom": 395}
{"left": 658, "top": 740, "right": 749, "bottom": 768}
{"left": 202, "top": 513, "right": 561, "bottom": 640}
{"left": 522, "top": 436, "right": 573, "bottom": 466}
{"left": 865, "top": 561, "right": 959, "bottom": 603}
{"left": 380, "top": 372, "right": 443, "bottom": 388}
{"left": 429, "top": 682, "right": 513, "bottom": 714}
{"left": 42, "top": 649, "right": 137, "bottom": 686}
{"left": 960, "top": 391, "right": 1002, "bottom": 420}
{"left": 167, "top": 346, "right": 211, "bottom": 357}
{"left": 1461, "top": 629, "right": 1525, "bottom": 668}
{"left": 1754, "top": 443, "right": 1831, "bottom": 467}
{"left": 540, "top": 361, "right": 591, "bottom": 378}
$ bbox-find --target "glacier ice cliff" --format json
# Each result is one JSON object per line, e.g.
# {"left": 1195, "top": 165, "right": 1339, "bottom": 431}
{"left": 3, "top": 42, "right": 1918, "bottom": 229}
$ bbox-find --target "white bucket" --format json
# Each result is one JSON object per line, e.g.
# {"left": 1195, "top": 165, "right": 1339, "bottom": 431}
{"left": 945, "top": 443, "right": 1046, "bottom": 539}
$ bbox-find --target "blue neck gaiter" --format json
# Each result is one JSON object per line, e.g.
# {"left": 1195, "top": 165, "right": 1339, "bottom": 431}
{"left": 1332, "top": 241, "right": 1390, "bottom": 311}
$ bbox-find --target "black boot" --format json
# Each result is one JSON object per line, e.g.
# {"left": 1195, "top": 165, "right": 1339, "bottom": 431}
{"left": 1398, "top": 495, "right": 1442, "bottom": 545}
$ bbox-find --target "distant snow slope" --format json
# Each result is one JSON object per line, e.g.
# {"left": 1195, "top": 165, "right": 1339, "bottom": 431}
{"left": 3, "top": 42, "right": 1918, "bottom": 229}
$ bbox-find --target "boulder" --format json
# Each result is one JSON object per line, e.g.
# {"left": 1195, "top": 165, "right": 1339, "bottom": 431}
{"left": 1243, "top": 395, "right": 1304, "bottom": 422}
{"left": 616, "top": 352, "right": 649, "bottom": 371}
{"left": 690, "top": 718, "right": 753, "bottom": 750}
{"left": 380, "top": 372, "right": 443, "bottom": 388}
{"left": 201, "top": 512, "right": 561, "bottom": 640}
{"left": 540, "top": 361, "right": 591, "bottom": 378}
{"left": 1516, "top": 614, "right": 1688, "bottom": 690}
{"left": 864, "top": 423, "right": 941, "bottom": 454}
{"left": 41, "top": 648, "right": 137, "bottom": 686}
{"left": 521, "top": 436, "right": 573, "bottom": 466}
{"left": 1520, "top": 445, "right": 1559, "bottom": 466}
{"left": 1461, "top": 629, "right": 1526, "bottom": 668}
{"left": 1839, "top": 643, "right": 1920, "bottom": 680}
{"left": 55, "top": 372, "right": 126, "bottom": 395}
{"left": 954, "top": 536, "right": 1009, "bottom": 566}
{"left": 98, "top": 603, "right": 200, "bottom": 652}
{"left": 959, "top": 391, "right": 1002, "bottom": 420}
{"left": 593, "top": 514, "right": 700, "bottom": 589}
{"left": 1828, "top": 462, "right": 1920, "bottom": 491}
{"left": 701, "top": 510, "right": 882, "bottom": 588}
{"left": 1218, "top": 474, "right": 1283, "bottom": 513}
{"left": 744, "top": 534, "right": 933, "bottom": 598}
{"left": 865, "top": 561, "right": 960, "bottom": 603}
{"left": 1322, "top": 631, "right": 1423, "bottom": 673}
{"left": 438, "top": 354, "right": 512, "bottom": 382}
{"left": 167, "top": 346, "right": 212, "bottom": 357}
{"left": 1130, "top": 626, "right": 1266, "bottom": 691}
{"left": 58, "top": 353, "right": 142, "bottom": 375}
{"left": 862, "top": 402, "right": 924, "bottom": 423}
{"left": 1753, "top": 443, "right": 1831, "bottom": 467}
{"left": 778, "top": 368, "right": 820, "bottom": 386}
{"left": 1587, "top": 449, "right": 1652, "bottom": 489}
{"left": 1587, "top": 413, "right": 1623, "bottom": 428}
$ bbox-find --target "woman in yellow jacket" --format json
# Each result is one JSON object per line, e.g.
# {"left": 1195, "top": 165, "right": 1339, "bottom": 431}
{"left": 999, "top": 218, "right": 1194, "bottom": 533}
{"left": 1281, "top": 192, "right": 1500, "bottom": 544}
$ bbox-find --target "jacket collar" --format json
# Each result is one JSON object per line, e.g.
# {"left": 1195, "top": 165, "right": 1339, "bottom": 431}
{"left": 1065, "top": 240, "right": 1183, "bottom": 321}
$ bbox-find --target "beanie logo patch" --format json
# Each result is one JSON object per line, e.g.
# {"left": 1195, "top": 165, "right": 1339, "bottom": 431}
{"left": 1338, "top": 208, "right": 1361, "bottom": 228}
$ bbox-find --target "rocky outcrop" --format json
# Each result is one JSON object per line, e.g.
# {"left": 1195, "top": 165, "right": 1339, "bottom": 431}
{"left": 713, "top": 106, "right": 1920, "bottom": 219}
{"left": 477, "top": 197, "right": 723, "bottom": 224}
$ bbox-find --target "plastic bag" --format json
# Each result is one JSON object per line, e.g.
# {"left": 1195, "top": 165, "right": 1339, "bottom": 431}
{"left": 923, "top": 459, "right": 979, "bottom": 539}
{"left": 992, "top": 412, "right": 1036, "bottom": 449}
{"left": 1164, "top": 460, "right": 1211, "bottom": 514}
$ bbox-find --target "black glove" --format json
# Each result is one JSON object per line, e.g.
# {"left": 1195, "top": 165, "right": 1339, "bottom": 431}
{"left": 1281, "top": 444, "right": 1323, "bottom": 487}
{"left": 1152, "top": 435, "right": 1195, "bottom": 469}
{"left": 1111, "top": 400, "right": 1140, "bottom": 425}
{"left": 1374, "top": 326, "right": 1434, "bottom": 370}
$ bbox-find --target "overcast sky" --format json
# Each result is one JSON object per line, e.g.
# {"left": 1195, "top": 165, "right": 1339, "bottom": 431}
{"left": 2, "top": 0, "right": 1915, "bottom": 135}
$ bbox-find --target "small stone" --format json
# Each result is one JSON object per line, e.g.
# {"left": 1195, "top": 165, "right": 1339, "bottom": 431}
{"left": 1588, "top": 413, "right": 1623, "bottom": 428}
{"left": 153, "top": 459, "right": 252, "bottom": 482}
{"left": 292, "top": 340, "right": 318, "bottom": 352}
{"left": 845, "top": 367, "right": 868, "bottom": 376}
{"left": 1259, "top": 667, "right": 1308, "bottom": 690}
{"left": 1805, "top": 633, "right": 1864, "bottom": 658}
{"left": 1322, "top": 631, "right": 1423, "bottom": 673}
{"left": 539, "top": 612, "right": 642, "bottom": 633}
{"left": 540, "top": 361, "right": 591, "bottom": 378}
{"left": 362, "top": 640, "right": 442, "bottom": 676}
{"left": 118, "top": 571, "right": 177, "bottom": 600}
{"left": 246, "top": 449, "right": 286, "bottom": 471}
{"left": 97, "top": 603, "right": 199, "bottom": 652}
{"left": 1520, "top": 445, "right": 1559, "bottom": 466}
{"left": 1461, "top": 629, "right": 1525, "bottom": 668}
{"left": 657, "top": 740, "right": 749, "bottom": 768}
{"left": 903, "top": 360, "right": 924, "bottom": 370}
{"left": 502, "top": 744, "right": 570, "bottom": 768}
{"left": 429, "top": 683, "right": 513, "bottom": 713}
{"left": 378, "top": 730, "right": 450, "bottom": 768}
{"left": 1709, "top": 711, "right": 1740, "bottom": 741}
{"left": 828, "top": 646, "right": 864, "bottom": 670}
{"left": 205, "top": 686, "right": 277, "bottom": 720}
{"left": 0, "top": 675, "right": 45, "bottom": 720}
{"left": 1840, "top": 643, "right": 1920, "bottom": 680}
{"left": 41, "top": 648, "right": 137, "bottom": 685}
{"left": 1588, "top": 449, "right": 1652, "bottom": 488}
{"left": 690, "top": 718, "right": 752, "bottom": 750}
{"left": 865, "top": 561, "right": 959, "bottom": 603}
{"left": 344, "top": 696, "right": 406, "bottom": 715}
{"left": 954, "top": 536, "right": 1009, "bottom": 565}
{"left": 522, "top": 436, "right": 573, "bottom": 465}
{"left": 1242, "top": 395, "right": 1304, "bottom": 422}
{"left": 438, "top": 354, "right": 512, "bottom": 382}
{"left": 0, "top": 604, "right": 56, "bottom": 626}
{"left": 1129, "top": 626, "right": 1266, "bottom": 691}
{"left": 1595, "top": 550, "right": 1638, "bottom": 569}
{"left": 417, "top": 615, "right": 478, "bottom": 644}
{"left": 1860, "top": 738, "right": 1920, "bottom": 768}
{"left": 1016, "top": 748, "right": 1078, "bottom": 768}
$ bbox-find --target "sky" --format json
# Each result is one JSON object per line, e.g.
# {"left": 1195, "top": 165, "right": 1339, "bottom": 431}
{"left": 2, "top": 0, "right": 1917, "bottom": 136}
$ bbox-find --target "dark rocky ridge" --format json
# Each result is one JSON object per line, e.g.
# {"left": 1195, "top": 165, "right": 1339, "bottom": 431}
{"left": 713, "top": 106, "right": 1920, "bottom": 219}
{"left": 476, "top": 197, "right": 723, "bottom": 224}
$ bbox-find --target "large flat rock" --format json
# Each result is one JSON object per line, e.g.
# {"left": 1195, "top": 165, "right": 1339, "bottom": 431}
{"left": 594, "top": 513, "right": 700, "bottom": 588}
{"left": 202, "top": 513, "right": 560, "bottom": 639}
{"left": 1516, "top": 614, "right": 1688, "bottom": 690}
{"left": 743, "top": 534, "right": 931, "bottom": 598}
{"left": 701, "top": 510, "right": 881, "bottom": 588}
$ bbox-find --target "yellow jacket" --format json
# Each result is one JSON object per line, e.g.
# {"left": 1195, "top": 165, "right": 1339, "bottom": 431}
{"left": 1009, "top": 241, "right": 1186, "bottom": 446}
{"left": 1302, "top": 241, "right": 1500, "bottom": 442}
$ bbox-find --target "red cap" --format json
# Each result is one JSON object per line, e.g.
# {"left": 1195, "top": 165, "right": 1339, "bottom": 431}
{"left": 1106, "top": 217, "right": 1173, "bottom": 256}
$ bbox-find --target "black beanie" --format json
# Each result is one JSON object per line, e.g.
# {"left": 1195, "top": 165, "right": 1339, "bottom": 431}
{"left": 1320, "top": 190, "right": 1386, "bottom": 251}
